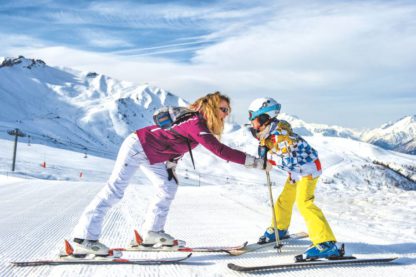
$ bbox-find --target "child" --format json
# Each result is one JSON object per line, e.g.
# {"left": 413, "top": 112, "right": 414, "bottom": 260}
{"left": 248, "top": 97, "right": 340, "bottom": 260}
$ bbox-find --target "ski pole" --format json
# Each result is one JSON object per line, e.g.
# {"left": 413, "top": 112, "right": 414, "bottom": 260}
{"left": 266, "top": 171, "right": 283, "bottom": 252}
{"left": 260, "top": 145, "right": 282, "bottom": 252}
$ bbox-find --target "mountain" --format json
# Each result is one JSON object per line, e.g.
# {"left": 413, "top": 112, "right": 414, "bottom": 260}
{"left": 361, "top": 115, "right": 416, "bottom": 155}
{"left": 0, "top": 56, "right": 187, "bottom": 157}
{"left": 0, "top": 56, "right": 414, "bottom": 157}
{"left": 275, "top": 109, "right": 415, "bottom": 156}
{"left": 277, "top": 113, "right": 359, "bottom": 139}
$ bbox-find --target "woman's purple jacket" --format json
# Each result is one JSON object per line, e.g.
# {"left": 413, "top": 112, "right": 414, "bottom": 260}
{"left": 136, "top": 114, "right": 246, "bottom": 165}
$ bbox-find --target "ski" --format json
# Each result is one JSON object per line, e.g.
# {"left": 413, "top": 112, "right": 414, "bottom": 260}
{"left": 227, "top": 257, "right": 398, "bottom": 272}
{"left": 119, "top": 242, "right": 248, "bottom": 254}
{"left": 11, "top": 253, "right": 192, "bottom": 267}
{"left": 227, "top": 231, "right": 308, "bottom": 256}
{"left": 115, "top": 230, "right": 248, "bottom": 254}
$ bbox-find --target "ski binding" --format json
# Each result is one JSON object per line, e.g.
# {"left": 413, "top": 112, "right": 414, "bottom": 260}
{"left": 227, "top": 231, "right": 309, "bottom": 256}
{"left": 114, "top": 230, "right": 248, "bottom": 254}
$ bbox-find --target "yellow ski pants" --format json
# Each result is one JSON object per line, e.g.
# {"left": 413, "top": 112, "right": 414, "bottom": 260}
{"left": 272, "top": 176, "right": 336, "bottom": 245}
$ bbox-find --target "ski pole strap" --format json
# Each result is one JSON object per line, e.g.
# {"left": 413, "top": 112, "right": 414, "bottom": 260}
{"left": 186, "top": 138, "right": 196, "bottom": 170}
{"left": 170, "top": 129, "right": 196, "bottom": 169}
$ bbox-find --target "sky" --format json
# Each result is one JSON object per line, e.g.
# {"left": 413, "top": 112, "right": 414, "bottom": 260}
{"left": 0, "top": 0, "right": 415, "bottom": 129}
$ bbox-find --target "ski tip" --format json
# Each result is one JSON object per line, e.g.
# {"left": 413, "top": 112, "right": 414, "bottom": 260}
{"left": 293, "top": 231, "right": 309, "bottom": 238}
{"left": 226, "top": 249, "right": 244, "bottom": 256}
{"left": 11, "top": 261, "right": 44, "bottom": 267}
{"left": 227, "top": 263, "right": 247, "bottom": 272}
{"left": 11, "top": 262, "right": 25, "bottom": 267}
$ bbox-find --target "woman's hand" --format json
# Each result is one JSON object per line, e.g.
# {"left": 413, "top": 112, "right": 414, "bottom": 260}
{"left": 244, "top": 155, "right": 273, "bottom": 171}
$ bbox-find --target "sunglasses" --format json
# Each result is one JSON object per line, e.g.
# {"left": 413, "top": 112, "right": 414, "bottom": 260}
{"left": 219, "top": 107, "right": 229, "bottom": 113}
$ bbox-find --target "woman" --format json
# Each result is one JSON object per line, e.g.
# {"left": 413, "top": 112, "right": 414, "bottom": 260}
{"left": 71, "top": 91, "right": 269, "bottom": 255}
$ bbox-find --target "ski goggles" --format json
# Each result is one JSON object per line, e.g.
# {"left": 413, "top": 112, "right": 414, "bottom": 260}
{"left": 248, "top": 104, "right": 280, "bottom": 121}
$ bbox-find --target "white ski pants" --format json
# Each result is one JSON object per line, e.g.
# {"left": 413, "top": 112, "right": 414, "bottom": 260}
{"left": 73, "top": 132, "right": 178, "bottom": 240}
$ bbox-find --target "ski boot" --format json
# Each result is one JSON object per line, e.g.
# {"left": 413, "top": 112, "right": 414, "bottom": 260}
{"left": 295, "top": 241, "right": 344, "bottom": 262}
{"left": 138, "top": 230, "right": 186, "bottom": 248}
{"left": 258, "top": 227, "right": 288, "bottom": 244}
{"left": 60, "top": 238, "right": 110, "bottom": 258}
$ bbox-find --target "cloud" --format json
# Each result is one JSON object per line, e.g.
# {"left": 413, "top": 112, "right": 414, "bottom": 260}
{"left": 79, "top": 30, "right": 134, "bottom": 48}
{"left": 0, "top": 34, "right": 47, "bottom": 50}
{"left": 188, "top": 2, "right": 416, "bottom": 105}
{"left": 1, "top": 0, "right": 415, "bottom": 128}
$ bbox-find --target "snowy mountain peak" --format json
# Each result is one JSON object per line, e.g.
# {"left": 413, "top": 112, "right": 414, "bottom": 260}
{"left": 86, "top": 72, "right": 99, "bottom": 78}
{"left": 0, "top": 55, "right": 46, "bottom": 70}
{"left": 0, "top": 56, "right": 188, "bottom": 157}
{"left": 361, "top": 115, "right": 416, "bottom": 154}
{"left": 0, "top": 56, "right": 414, "bottom": 156}
{"left": 379, "top": 115, "right": 415, "bottom": 129}
{"left": 384, "top": 115, "right": 415, "bottom": 129}
{"left": 278, "top": 113, "right": 360, "bottom": 139}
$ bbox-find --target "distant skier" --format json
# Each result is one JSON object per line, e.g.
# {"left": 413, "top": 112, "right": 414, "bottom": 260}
{"left": 71, "top": 91, "right": 270, "bottom": 255}
{"left": 248, "top": 97, "right": 341, "bottom": 260}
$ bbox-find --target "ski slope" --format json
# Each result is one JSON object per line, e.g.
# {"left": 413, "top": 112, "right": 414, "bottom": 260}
{"left": 0, "top": 135, "right": 415, "bottom": 276}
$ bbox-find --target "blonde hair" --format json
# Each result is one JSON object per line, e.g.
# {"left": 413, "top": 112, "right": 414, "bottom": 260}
{"left": 189, "top": 91, "right": 231, "bottom": 138}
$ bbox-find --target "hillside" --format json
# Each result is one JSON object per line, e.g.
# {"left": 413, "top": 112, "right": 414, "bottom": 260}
{"left": 2, "top": 56, "right": 415, "bottom": 156}
{"left": 0, "top": 56, "right": 187, "bottom": 157}
{"left": 361, "top": 115, "right": 416, "bottom": 155}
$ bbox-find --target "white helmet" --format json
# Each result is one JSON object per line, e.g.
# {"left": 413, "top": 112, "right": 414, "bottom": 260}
{"left": 248, "top": 97, "right": 281, "bottom": 121}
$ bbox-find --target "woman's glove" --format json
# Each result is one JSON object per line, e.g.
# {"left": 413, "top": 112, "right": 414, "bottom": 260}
{"left": 244, "top": 155, "right": 273, "bottom": 172}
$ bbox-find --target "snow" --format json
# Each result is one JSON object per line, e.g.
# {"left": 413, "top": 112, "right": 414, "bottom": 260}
{"left": 0, "top": 133, "right": 415, "bottom": 276}
{"left": 361, "top": 115, "right": 416, "bottom": 154}
{"left": 1, "top": 56, "right": 415, "bottom": 158}
{"left": 278, "top": 113, "right": 360, "bottom": 139}
{"left": 1, "top": 56, "right": 415, "bottom": 276}
{"left": 0, "top": 56, "right": 189, "bottom": 158}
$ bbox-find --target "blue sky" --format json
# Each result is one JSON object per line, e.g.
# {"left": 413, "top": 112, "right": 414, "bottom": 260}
{"left": 1, "top": 0, "right": 415, "bottom": 129}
